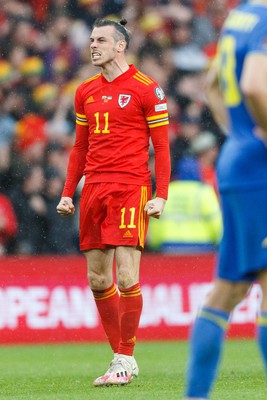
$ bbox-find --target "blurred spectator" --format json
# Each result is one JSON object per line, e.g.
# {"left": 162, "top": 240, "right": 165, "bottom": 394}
{"left": 164, "top": 3, "right": 209, "bottom": 74}
{"left": 45, "top": 141, "right": 71, "bottom": 179}
{"left": 146, "top": 158, "right": 222, "bottom": 253}
{"left": 10, "top": 165, "right": 47, "bottom": 255}
{"left": 18, "top": 56, "right": 46, "bottom": 112}
{"left": 171, "top": 104, "right": 202, "bottom": 177}
{"left": 32, "top": 82, "right": 59, "bottom": 117}
{"left": 0, "top": 89, "right": 27, "bottom": 192}
{"left": 190, "top": 130, "right": 219, "bottom": 190}
{"left": 165, "top": 95, "right": 181, "bottom": 144}
{"left": 47, "top": 0, "right": 73, "bottom": 19}
{"left": 193, "top": 0, "right": 234, "bottom": 55}
{"left": 73, "top": 0, "right": 105, "bottom": 27}
{"left": 14, "top": 113, "right": 48, "bottom": 166}
{"left": 170, "top": 69, "right": 207, "bottom": 112}
{"left": 43, "top": 15, "right": 81, "bottom": 84}
{"left": 0, "top": 91, "right": 18, "bottom": 175}
{"left": 36, "top": 88, "right": 75, "bottom": 147}
{"left": 10, "top": 19, "right": 46, "bottom": 58}
{"left": 174, "top": 130, "right": 220, "bottom": 190}
{"left": 44, "top": 167, "right": 79, "bottom": 254}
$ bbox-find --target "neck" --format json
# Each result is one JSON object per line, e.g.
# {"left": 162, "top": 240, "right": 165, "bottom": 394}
{"left": 101, "top": 59, "right": 130, "bottom": 82}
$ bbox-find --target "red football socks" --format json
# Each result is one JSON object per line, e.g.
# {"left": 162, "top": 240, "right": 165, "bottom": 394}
{"left": 92, "top": 282, "right": 120, "bottom": 353}
{"left": 118, "top": 283, "right": 143, "bottom": 356}
{"left": 92, "top": 282, "right": 143, "bottom": 356}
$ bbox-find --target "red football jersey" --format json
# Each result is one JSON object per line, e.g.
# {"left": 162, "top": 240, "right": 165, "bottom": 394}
{"left": 62, "top": 64, "right": 170, "bottom": 199}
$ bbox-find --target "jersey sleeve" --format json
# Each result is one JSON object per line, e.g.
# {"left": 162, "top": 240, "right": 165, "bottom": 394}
{"left": 62, "top": 86, "right": 89, "bottom": 198}
{"left": 0, "top": 195, "right": 18, "bottom": 238}
{"left": 150, "top": 124, "right": 171, "bottom": 199}
{"left": 143, "top": 83, "right": 171, "bottom": 199}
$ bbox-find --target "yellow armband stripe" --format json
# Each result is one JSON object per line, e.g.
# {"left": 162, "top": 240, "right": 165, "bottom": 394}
{"left": 76, "top": 112, "right": 88, "bottom": 126}
{"left": 147, "top": 113, "right": 169, "bottom": 128}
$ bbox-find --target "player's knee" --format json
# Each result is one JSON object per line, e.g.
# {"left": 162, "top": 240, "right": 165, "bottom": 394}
{"left": 87, "top": 270, "right": 110, "bottom": 290}
{"left": 117, "top": 268, "right": 135, "bottom": 289}
{"left": 207, "top": 281, "right": 250, "bottom": 311}
{"left": 224, "top": 284, "right": 250, "bottom": 310}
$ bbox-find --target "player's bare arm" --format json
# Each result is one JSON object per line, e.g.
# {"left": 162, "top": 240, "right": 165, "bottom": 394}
{"left": 205, "top": 58, "right": 229, "bottom": 134}
{"left": 241, "top": 53, "right": 267, "bottom": 136}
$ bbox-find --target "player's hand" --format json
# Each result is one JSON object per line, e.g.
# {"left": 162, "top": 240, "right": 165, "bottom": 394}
{"left": 56, "top": 197, "right": 75, "bottom": 216}
{"left": 144, "top": 197, "right": 166, "bottom": 219}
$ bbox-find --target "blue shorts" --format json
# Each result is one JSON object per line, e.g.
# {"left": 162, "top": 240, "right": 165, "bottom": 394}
{"left": 217, "top": 187, "right": 267, "bottom": 282}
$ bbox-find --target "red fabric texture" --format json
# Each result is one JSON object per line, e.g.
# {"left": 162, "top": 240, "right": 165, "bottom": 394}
{"left": 62, "top": 65, "right": 170, "bottom": 200}
{"left": 118, "top": 283, "right": 143, "bottom": 356}
{"left": 0, "top": 194, "right": 18, "bottom": 244}
{"left": 92, "top": 282, "right": 120, "bottom": 353}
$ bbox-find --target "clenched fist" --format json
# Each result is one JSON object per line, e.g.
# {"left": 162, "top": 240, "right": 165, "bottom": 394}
{"left": 144, "top": 197, "right": 166, "bottom": 219}
{"left": 56, "top": 197, "right": 75, "bottom": 216}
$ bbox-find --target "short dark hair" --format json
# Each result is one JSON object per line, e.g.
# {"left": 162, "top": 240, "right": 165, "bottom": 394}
{"left": 92, "top": 18, "right": 130, "bottom": 49}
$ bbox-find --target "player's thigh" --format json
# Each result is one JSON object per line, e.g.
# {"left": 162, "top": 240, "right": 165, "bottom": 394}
{"left": 103, "top": 184, "right": 151, "bottom": 248}
{"left": 115, "top": 246, "right": 142, "bottom": 288}
{"left": 79, "top": 183, "right": 106, "bottom": 250}
{"left": 84, "top": 247, "right": 115, "bottom": 289}
{"left": 205, "top": 278, "right": 251, "bottom": 312}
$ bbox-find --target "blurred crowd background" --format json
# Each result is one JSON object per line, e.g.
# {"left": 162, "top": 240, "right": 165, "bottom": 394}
{"left": 0, "top": 0, "right": 243, "bottom": 256}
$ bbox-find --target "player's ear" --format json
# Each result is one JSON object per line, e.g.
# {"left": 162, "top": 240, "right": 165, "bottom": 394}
{"left": 117, "top": 40, "right": 127, "bottom": 53}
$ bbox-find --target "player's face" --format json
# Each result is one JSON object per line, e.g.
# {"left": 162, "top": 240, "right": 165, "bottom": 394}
{"left": 90, "top": 26, "right": 119, "bottom": 67}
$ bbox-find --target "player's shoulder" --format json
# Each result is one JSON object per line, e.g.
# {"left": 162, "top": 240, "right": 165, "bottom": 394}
{"left": 78, "top": 73, "right": 102, "bottom": 90}
{"left": 132, "top": 68, "right": 166, "bottom": 101}
{"left": 132, "top": 68, "right": 158, "bottom": 88}
{"left": 223, "top": 4, "right": 266, "bottom": 31}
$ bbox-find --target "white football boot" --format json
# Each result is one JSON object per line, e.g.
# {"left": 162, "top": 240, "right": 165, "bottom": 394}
{"left": 93, "top": 354, "right": 139, "bottom": 386}
{"left": 93, "top": 354, "right": 118, "bottom": 386}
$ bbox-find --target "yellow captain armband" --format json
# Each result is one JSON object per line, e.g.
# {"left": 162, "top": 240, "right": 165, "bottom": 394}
{"left": 76, "top": 112, "right": 88, "bottom": 126}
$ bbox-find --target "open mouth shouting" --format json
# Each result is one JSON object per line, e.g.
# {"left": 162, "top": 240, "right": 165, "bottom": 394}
{"left": 92, "top": 52, "right": 101, "bottom": 61}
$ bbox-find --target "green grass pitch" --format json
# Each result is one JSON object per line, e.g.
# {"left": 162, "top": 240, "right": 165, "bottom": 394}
{"left": 0, "top": 339, "right": 266, "bottom": 399}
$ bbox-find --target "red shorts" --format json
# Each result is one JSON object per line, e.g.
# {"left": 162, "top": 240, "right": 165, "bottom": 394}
{"left": 79, "top": 182, "right": 152, "bottom": 250}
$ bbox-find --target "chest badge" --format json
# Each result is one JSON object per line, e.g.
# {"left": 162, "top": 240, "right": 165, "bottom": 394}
{"left": 118, "top": 94, "right": 131, "bottom": 108}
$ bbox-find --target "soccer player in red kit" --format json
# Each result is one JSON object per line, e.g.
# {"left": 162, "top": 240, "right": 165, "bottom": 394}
{"left": 56, "top": 18, "right": 171, "bottom": 386}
